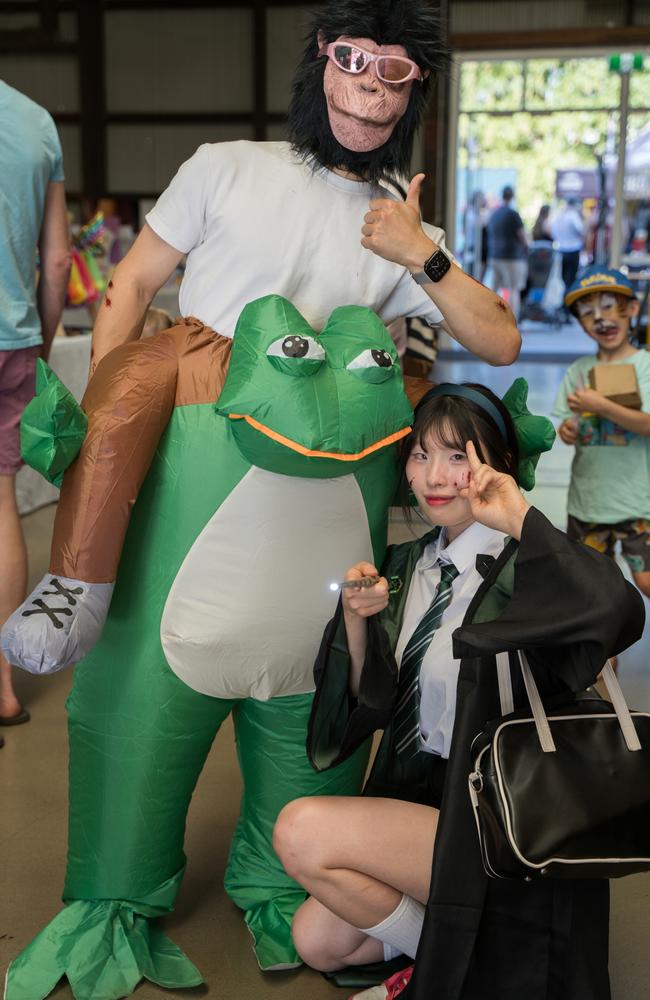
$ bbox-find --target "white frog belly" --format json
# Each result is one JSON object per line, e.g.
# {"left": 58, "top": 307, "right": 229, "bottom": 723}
{"left": 160, "top": 466, "right": 373, "bottom": 700}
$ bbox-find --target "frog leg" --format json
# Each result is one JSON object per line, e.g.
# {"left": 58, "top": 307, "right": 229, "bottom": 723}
{"left": 5, "top": 597, "right": 237, "bottom": 1000}
{"left": 224, "top": 693, "right": 371, "bottom": 971}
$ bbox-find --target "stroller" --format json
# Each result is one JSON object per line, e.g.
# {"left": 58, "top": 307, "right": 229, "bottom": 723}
{"left": 520, "top": 240, "right": 564, "bottom": 326}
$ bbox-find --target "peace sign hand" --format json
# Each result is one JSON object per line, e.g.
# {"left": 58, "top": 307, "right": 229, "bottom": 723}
{"left": 458, "top": 441, "right": 530, "bottom": 540}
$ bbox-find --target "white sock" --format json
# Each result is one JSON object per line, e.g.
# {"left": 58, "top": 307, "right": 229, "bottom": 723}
{"left": 359, "top": 893, "right": 425, "bottom": 961}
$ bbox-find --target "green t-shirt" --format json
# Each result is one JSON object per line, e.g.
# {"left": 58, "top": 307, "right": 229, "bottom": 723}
{"left": 552, "top": 349, "right": 650, "bottom": 523}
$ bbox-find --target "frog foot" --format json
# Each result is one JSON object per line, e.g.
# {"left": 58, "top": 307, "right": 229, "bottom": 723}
{"left": 244, "top": 896, "right": 303, "bottom": 971}
{"left": 4, "top": 900, "right": 203, "bottom": 1000}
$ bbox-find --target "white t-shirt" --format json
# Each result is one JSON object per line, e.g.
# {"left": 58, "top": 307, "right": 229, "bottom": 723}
{"left": 394, "top": 521, "right": 507, "bottom": 759}
{"left": 146, "top": 141, "right": 448, "bottom": 338}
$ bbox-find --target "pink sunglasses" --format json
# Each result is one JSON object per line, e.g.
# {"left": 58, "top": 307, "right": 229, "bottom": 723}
{"left": 318, "top": 41, "right": 424, "bottom": 84}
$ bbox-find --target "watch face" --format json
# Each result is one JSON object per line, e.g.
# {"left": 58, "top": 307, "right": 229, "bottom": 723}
{"left": 423, "top": 249, "right": 451, "bottom": 283}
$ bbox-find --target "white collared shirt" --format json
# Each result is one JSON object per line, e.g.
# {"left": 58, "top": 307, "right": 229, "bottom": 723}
{"left": 394, "top": 521, "right": 507, "bottom": 759}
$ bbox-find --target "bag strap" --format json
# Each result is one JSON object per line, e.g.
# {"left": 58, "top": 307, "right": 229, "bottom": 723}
{"left": 600, "top": 660, "right": 642, "bottom": 751}
{"left": 515, "top": 651, "right": 642, "bottom": 754}
{"left": 495, "top": 651, "right": 514, "bottom": 715}
{"left": 519, "top": 651, "right": 556, "bottom": 752}
{"left": 494, "top": 650, "right": 641, "bottom": 753}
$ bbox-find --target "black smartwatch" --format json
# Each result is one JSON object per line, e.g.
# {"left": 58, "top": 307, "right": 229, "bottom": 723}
{"left": 412, "top": 247, "right": 451, "bottom": 285}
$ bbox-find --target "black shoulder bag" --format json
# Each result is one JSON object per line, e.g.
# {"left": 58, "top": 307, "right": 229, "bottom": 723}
{"left": 469, "top": 652, "right": 650, "bottom": 880}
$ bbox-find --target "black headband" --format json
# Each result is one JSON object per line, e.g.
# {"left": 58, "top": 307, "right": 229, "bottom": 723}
{"left": 415, "top": 383, "right": 508, "bottom": 441}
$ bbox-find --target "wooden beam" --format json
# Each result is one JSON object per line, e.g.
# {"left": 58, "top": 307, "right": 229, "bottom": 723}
{"left": 104, "top": 112, "right": 287, "bottom": 125}
{"left": 451, "top": 25, "right": 650, "bottom": 51}
{"left": 0, "top": 33, "right": 74, "bottom": 52}
{"left": 76, "top": 0, "right": 106, "bottom": 202}
{"left": 252, "top": 1, "right": 267, "bottom": 141}
{"left": 37, "top": 0, "right": 57, "bottom": 34}
{"left": 102, "top": 0, "right": 309, "bottom": 7}
{"left": 422, "top": 0, "right": 450, "bottom": 228}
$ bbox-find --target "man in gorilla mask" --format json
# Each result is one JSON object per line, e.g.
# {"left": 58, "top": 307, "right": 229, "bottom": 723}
{"left": 4, "top": 3, "right": 521, "bottom": 995}
{"left": 91, "top": 0, "right": 520, "bottom": 370}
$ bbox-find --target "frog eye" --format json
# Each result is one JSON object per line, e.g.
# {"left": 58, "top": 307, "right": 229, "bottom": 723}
{"left": 266, "top": 334, "right": 325, "bottom": 377}
{"left": 347, "top": 348, "right": 396, "bottom": 383}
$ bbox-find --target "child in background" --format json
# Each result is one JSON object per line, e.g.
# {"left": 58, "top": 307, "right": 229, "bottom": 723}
{"left": 553, "top": 266, "right": 650, "bottom": 600}
{"left": 141, "top": 307, "right": 173, "bottom": 338}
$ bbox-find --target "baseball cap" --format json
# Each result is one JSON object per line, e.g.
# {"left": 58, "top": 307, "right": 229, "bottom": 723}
{"left": 565, "top": 266, "right": 636, "bottom": 308}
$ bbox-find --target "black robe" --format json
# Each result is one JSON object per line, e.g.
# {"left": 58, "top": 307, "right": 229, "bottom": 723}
{"left": 308, "top": 507, "right": 645, "bottom": 1000}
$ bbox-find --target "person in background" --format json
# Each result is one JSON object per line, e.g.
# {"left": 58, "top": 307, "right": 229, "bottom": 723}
{"left": 462, "top": 189, "right": 488, "bottom": 279}
{"left": 0, "top": 80, "right": 70, "bottom": 738}
{"left": 532, "top": 203, "right": 552, "bottom": 242}
{"left": 553, "top": 267, "right": 650, "bottom": 607}
{"left": 141, "top": 306, "right": 174, "bottom": 338}
{"left": 552, "top": 197, "right": 585, "bottom": 292}
{"left": 485, "top": 185, "right": 528, "bottom": 320}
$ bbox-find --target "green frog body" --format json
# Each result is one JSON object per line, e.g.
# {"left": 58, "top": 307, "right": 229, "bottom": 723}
{"left": 3, "top": 295, "right": 413, "bottom": 1000}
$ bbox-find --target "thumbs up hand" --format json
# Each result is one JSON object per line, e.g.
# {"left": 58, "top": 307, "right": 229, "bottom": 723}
{"left": 361, "top": 173, "right": 437, "bottom": 270}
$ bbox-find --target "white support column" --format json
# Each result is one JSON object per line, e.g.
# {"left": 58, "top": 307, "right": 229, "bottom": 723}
{"left": 610, "top": 69, "right": 631, "bottom": 268}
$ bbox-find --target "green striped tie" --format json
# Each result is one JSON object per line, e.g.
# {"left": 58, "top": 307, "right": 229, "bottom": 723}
{"left": 393, "top": 560, "right": 459, "bottom": 760}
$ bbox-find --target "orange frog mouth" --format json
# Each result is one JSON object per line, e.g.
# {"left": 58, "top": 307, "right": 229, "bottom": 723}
{"left": 228, "top": 413, "right": 411, "bottom": 461}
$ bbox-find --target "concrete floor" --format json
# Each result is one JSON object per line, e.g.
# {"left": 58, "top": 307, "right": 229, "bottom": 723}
{"left": 2, "top": 319, "right": 650, "bottom": 998}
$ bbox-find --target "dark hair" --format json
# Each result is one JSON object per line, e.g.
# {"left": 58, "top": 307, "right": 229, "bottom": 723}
{"left": 502, "top": 185, "right": 514, "bottom": 201}
{"left": 398, "top": 383, "right": 520, "bottom": 519}
{"left": 287, "top": 0, "right": 449, "bottom": 185}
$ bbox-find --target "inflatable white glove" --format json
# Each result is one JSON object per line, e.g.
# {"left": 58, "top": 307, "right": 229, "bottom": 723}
{"left": 0, "top": 574, "right": 114, "bottom": 674}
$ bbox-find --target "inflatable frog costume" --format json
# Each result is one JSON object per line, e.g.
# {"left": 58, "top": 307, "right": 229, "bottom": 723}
{"left": 2, "top": 295, "right": 417, "bottom": 999}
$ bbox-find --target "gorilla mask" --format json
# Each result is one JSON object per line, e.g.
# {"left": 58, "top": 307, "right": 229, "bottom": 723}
{"left": 288, "top": 0, "right": 448, "bottom": 184}
{"left": 319, "top": 33, "right": 420, "bottom": 152}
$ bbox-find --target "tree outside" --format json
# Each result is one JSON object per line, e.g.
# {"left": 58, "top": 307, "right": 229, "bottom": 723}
{"left": 457, "top": 56, "right": 649, "bottom": 232}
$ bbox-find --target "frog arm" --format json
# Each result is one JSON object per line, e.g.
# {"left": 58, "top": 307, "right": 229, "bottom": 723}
{"left": 20, "top": 359, "right": 88, "bottom": 487}
{"left": 50, "top": 333, "right": 180, "bottom": 584}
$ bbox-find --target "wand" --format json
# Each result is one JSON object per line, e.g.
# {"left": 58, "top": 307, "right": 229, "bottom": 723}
{"left": 329, "top": 575, "right": 381, "bottom": 592}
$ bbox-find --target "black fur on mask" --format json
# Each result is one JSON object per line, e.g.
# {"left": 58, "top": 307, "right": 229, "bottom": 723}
{"left": 287, "top": 0, "right": 448, "bottom": 185}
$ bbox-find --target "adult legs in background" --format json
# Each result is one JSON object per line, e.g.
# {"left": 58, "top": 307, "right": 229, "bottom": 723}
{"left": 0, "top": 346, "right": 39, "bottom": 723}
{"left": 485, "top": 259, "right": 526, "bottom": 320}
{"left": 273, "top": 794, "right": 439, "bottom": 971}
{"left": 0, "top": 474, "right": 28, "bottom": 721}
{"left": 561, "top": 250, "right": 580, "bottom": 292}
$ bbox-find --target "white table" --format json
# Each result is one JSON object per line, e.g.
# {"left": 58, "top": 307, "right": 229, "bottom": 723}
{"left": 16, "top": 334, "right": 92, "bottom": 515}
